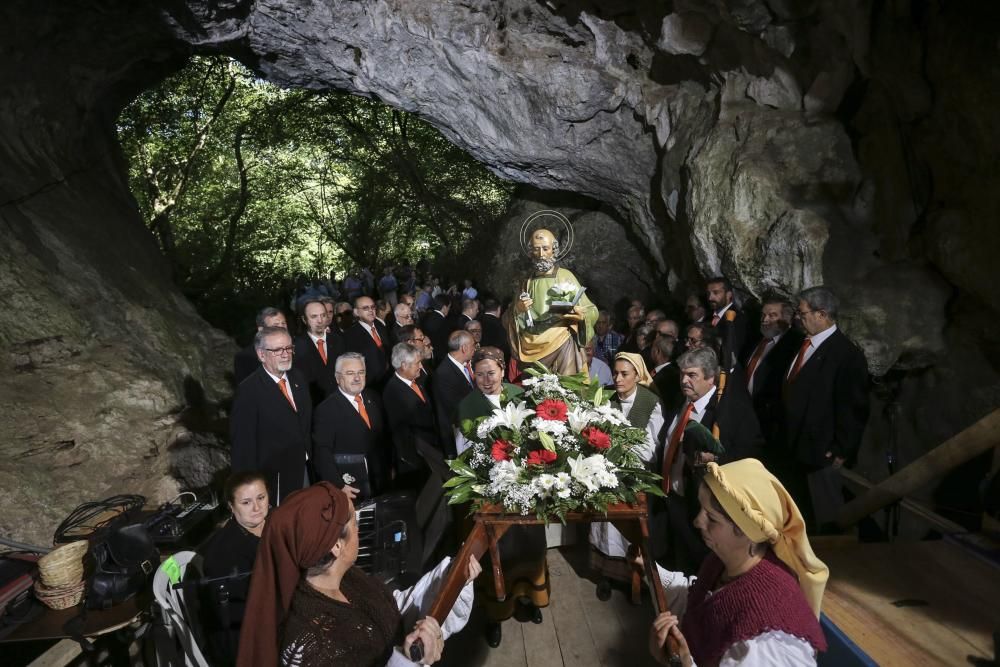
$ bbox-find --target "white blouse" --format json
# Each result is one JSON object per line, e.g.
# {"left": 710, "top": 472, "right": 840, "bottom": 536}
{"left": 385, "top": 557, "right": 475, "bottom": 666}
{"left": 655, "top": 565, "right": 817, "bottom": 666}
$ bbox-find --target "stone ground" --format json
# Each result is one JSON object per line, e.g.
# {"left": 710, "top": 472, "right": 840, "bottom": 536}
{"left": 439, "top": 544, "right": 657, "bottom": 667}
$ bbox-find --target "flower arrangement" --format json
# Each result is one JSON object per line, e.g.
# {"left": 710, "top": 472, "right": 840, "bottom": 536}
{"left": 546, "top": 281, "right": 580, "bottom": 304}
{"left": 444, "top": 366, "right": 664, "bottom": 520}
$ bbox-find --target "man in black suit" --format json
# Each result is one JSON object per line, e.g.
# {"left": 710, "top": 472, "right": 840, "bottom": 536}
{"left": 779, "top": 286, "right": 870, "bottom": 530}
{"left": 230, "top": 327, "right": 312, "bottom": 504}
{"left": 383, "top": 343, "right": 439, "bottom": 489}
{"left": 398, "top": 325, "right": 434, "bottom": 384}
{"left": 312, "top": 352, "right": 388, "bottom": 501}
{"left": 649, "top": 335, "right": 682, "bottom": 414}
{"left": 388, "top": 302, "right": 415, "bottom": 349}
{"left": 652, "top": 347, "right": 764, "bottom": 572}
{"left": 743, "top": 296, "right": 804, "bottom": 457}
{"left": 233, "top": 306, "right": 287, "bottom": 386}
{"left": 293, "top": 298, "right": 345, "bottom": 403}
{"left": 420, "top": 294, "right": 451, "bottom": 365}
{"left": 479, "top": 298, "right": 510, "bottom": 360}
{"left": 706, "top": 276, "right": 753, "bottom": 368}
{"left": 431, "top": 330, "right": 476, "bottom": 458}
{"left": 448, "top": 297, "right": 479, "bottom": 334}
{"left": 344, "top": 295, "right": 391, "bottom": 387}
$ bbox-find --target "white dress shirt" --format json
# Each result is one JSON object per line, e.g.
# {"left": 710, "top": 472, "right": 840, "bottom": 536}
{"left": 786, "top": 324, "right": 837, "bottom": 379}
{"left": 663, "top": 386, "right": 717, "bottom": 496}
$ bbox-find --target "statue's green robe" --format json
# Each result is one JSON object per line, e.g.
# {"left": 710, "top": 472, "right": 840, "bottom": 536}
{"left": 504, "top": 267, "right": 598, "bottom": 376}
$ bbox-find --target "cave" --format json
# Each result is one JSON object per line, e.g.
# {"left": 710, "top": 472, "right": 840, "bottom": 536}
{"left": 2, "top": 0, "right": 998, "bottom": 576}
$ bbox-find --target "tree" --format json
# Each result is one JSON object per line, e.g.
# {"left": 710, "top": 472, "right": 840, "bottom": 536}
{"left": 117, "top": 55, "right": 513, "bottom": 332}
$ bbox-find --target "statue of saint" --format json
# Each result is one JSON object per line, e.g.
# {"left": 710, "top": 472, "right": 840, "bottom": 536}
{"left": 505, "top": 227, "right": 598, "bottom": 376}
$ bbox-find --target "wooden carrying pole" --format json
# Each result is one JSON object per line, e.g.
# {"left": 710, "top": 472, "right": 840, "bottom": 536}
{"left": 836, "top": 408, "right": 1000, "bottom": 528}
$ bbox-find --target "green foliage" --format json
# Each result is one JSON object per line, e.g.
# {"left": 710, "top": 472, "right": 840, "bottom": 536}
{"left": 117, "top": 55, "right": 513, "bottom": 326}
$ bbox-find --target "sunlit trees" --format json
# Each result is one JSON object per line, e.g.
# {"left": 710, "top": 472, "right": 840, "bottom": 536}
{"left": 117, "top": 55, "right": 512, "bottom": 326}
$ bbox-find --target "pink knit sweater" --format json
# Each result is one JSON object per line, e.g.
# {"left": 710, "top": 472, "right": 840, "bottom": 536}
{"left": 681, "top": 551, "right": 826, "bottom": 667}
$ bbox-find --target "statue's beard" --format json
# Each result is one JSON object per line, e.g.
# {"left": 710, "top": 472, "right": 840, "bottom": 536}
{"left": 533, "top": 257, "right": 556, "bottom": 273}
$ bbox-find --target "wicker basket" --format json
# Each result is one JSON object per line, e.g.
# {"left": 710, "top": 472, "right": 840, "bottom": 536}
{"left": 34, "top": 579, "right": 86, "bottom": 610}
{"left": 38, "top": 540, "right": 88, "bottom": 587}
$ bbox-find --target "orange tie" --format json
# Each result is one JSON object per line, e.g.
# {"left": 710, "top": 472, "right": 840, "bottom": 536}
{"left": 745, "top": 338, "right": 770, "bottom": 388}
{"left": 411, "top": 382, "right": 427, "bottom": 403}
{"left": 317, "top": 338, "right": 328, "bottom": 365}
{"left": 278, "top": 377, "right": 296, "bottom": 412}
{"left": 662, "top": 402, "right": 695, "bottom": 493}
{"left": 787, "top": 337, "right": 813, "bottom": 383}
{"left": 354, "top": 394, "right": 371, "bottom": 429}
{"left": 464, "top": 362, "right": 474, "bottom": 385}
{"left": 370, "top": 326, "right": 383, "bottom": 349}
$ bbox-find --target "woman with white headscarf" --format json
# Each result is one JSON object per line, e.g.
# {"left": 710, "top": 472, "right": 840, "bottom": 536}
{"left": 589, "top": 352, "right": 664, "bottom": 599}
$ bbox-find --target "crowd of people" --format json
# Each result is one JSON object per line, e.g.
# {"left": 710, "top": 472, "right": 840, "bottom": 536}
{"left": 214, "top": 266, "right": 867, "bottom": 665}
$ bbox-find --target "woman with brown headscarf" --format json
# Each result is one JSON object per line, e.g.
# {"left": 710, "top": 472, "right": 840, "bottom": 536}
{"left": 237, "top": 483, "right": 480, "bottom": 667}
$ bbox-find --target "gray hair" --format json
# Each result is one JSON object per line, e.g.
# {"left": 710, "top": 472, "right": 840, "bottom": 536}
{"left": 394, "top": 302, "right": 411, "bottom": 318}
{"left": 652, "top": 335, "right": 674, "bottom": 360}
{"left": 255, "top": 307, "right": 284, "bottom": 329}
{"left": 254, "top": 326, "right": 290, "bottom": 351}
{"left": 677, "top": 347, "right": 720, "bottom": 381}
{"left": 391, "top": 343, "right": 421, "bottom": 370}
{"left": 334, "top": 351, "right": 366, "bottom": 374}
{"left": 798, "top": 286, "right": 839, "bottom": 320}
{"left": 448, "top": 330, "right": 473, "bottom": 351}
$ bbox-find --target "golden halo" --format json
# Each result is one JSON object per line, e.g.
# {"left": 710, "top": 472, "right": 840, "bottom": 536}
{"left": 520, "top": 210, "right": 574, "bottom": 261}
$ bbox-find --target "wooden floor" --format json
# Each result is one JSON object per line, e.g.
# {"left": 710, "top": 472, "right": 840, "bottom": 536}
{"left": 816, "top": 537, "right": 1000, "bottom": 666}
{"left": 439, "top": 545, "right": 657, "bottom": 667}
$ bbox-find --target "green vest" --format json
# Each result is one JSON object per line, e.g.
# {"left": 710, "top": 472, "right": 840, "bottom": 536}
{"left": 456, "top": 384, "right": 525, "bottom": 437}
{"left": 611, "top": 384, "right": 660, "bottom": 429}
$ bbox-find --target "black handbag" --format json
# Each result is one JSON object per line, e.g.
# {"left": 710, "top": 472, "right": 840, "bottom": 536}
{"left": 85, "top": 523, "right": 159, "bottom": 610}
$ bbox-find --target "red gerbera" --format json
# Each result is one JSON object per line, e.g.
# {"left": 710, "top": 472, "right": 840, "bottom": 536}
{"left": 535, "top": 399, "right": 568, "bottom": 422}
{"left": 526, "top": 449, "right": 558, "bottom": 466}
{"left": 491, "top": 439, "right": 513, "bottom": 461}
{"left": 581, "top": 426, "right": 612, "bottom": 450}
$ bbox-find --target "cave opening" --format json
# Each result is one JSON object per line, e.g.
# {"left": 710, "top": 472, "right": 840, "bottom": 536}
{"left": 116, "top": 54, "right": 517, "bottom": 339}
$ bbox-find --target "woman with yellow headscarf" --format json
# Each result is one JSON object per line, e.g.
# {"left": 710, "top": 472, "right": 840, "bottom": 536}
{"left": 648, "top": 459, "right": 829, "bottom": 666}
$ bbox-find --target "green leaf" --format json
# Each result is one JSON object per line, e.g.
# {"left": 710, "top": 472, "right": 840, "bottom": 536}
{"left": 538, "top": 431, "right": 556, "bottom": 452}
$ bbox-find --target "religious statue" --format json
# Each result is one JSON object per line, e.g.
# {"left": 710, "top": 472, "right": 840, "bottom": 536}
{"left": 505, "top": 213, "right": 598, "bottom": 376}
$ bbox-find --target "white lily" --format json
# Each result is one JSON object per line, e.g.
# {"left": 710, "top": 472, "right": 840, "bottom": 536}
{"left": 496, "top": 401, "right": 535, "bottom": 431}
{"left": 566, "top": 406, "right": 593, "bottom": 433}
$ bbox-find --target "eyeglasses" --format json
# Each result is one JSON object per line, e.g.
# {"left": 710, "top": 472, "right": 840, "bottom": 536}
{"left": 357, "top": 305, "right": 376, "bottom": 311}
{"left": 338, "top": 370, "right": 366, "bottom": 378}
{"left": 795, "top": 309, "right": 816, "bottom": 318}
{"left": 266, "top": 346, "right": 294, "bottom": 355}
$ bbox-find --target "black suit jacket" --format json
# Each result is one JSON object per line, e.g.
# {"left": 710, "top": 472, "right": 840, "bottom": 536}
{"left": 312, "top": 389, "right": 388, "bottom": 498}
{"left": 431, "top": 356, "right": 474, "bottom": 458}
{"left": 652, "top": 362, "right": 683, "bottom": 414}
{"left": 744, "top": 329, "right": 805, "bottom": 445}
{"left": 420, "top": 310, "right": 449, "bottom": 365}
{"left": 780, "top": 328, "right": 870, "bottom": 467}
{"left": 344, "top": 321, "right": 390, "bottom": 387}
{"left": 712, "top": 306, "right": 754, "bottom": 368}
{"left": 293, "top": 332, "right": 345, "bottom": 404}
{"left": 654, "top": 386, "right": 764, "bottom": 475}
{"left": 480, "top": 313, "right": 510, "bottom": 359}
{"left": 229, "top": 367, "right": 312, "bottom": 504}
{"left": 232, "top": 343, "right": 259, "bottom": 386}
{"left": 382, "top": 374, "right": 439, "bottom": 474}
